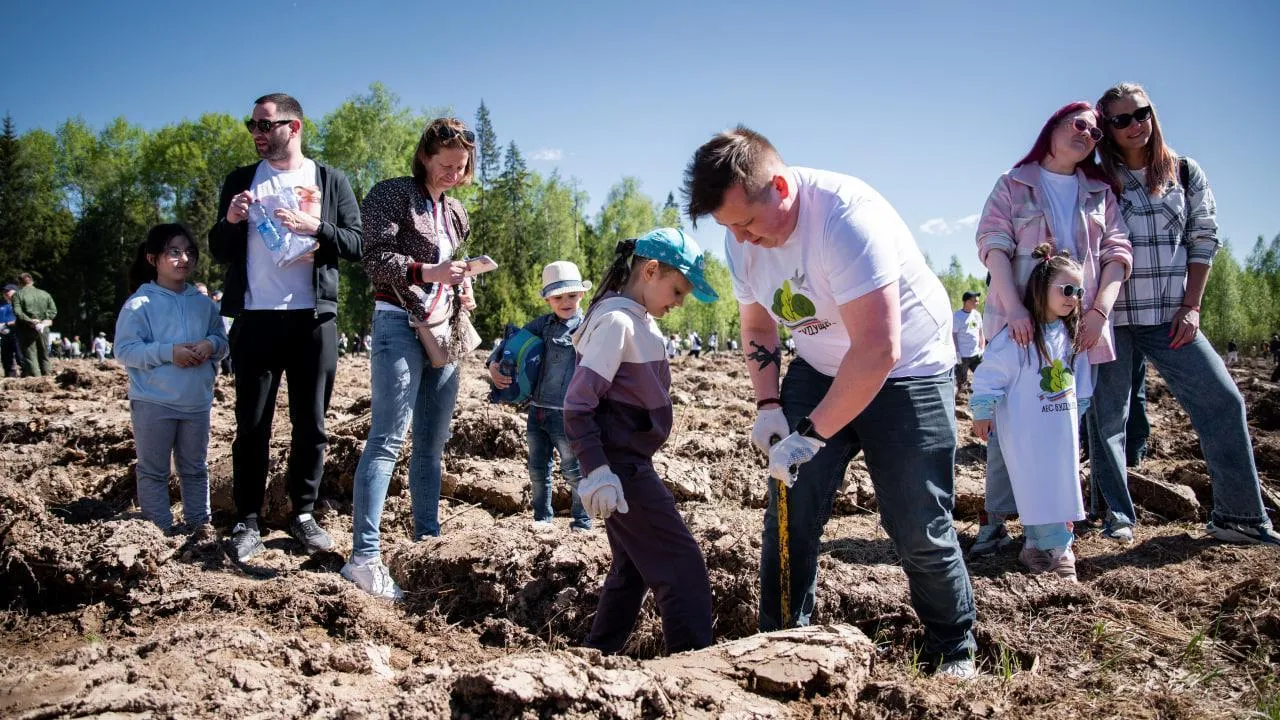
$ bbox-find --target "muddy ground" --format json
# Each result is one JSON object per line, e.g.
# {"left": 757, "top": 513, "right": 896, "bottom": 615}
{"left": 1, "top": 351, "right": 1278, "bottom": 719}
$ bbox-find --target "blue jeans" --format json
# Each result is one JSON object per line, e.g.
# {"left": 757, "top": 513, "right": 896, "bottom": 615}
{"left": 983, "top": 429, "right": 1017, "bottom": 520}
{"left": 130, "top": 400, "right": 211, "bottom": 530}
{"left": 1088, "top": 324, "right": 1268, "bottom": 530}
{"left": 762, "top": 359, "right": 976, "bottom": 662}
{"left": 351, "top": 310, "right": 461, "bottom": 558}
{"left": 1023, "top": 523, "right": 1072, "bottom": 550}
{"left": 527, "top": 406, "right": 590, "bottom": 529}
{"left": 1126, "top": 353, "right": 1149, "bottom": 465}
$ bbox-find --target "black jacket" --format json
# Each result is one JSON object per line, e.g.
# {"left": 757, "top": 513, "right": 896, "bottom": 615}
{"left": 208, "top": 160, "right": 363, "bottom": 318}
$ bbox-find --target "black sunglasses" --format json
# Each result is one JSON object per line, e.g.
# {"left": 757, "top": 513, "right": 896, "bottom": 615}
{"left": 1105, "top": 105, "right": 1153, "bottom": 130}
{"left": 433, "top": 125, "right": 476, "bottom": 144}
{"left": 1070, "top": 117, "right": 1104, "bottom": 143}
{"left": 1055, "top": 283, "right": 1085, "bottom": 300}
{"left": 245, "top": 119, "right": 292, "bottom": 134}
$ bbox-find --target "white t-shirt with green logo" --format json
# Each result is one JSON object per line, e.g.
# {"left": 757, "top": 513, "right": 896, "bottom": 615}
{"left": 725, "top": 167, "right": 954, "bottom": 378}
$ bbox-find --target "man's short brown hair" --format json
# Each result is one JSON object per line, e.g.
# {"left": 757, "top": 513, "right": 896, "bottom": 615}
{"left": 254, "top": 93, "right": 304, "bottom": 122}
{"left": 681, "top": 125, "right": 783, "bottom": 228}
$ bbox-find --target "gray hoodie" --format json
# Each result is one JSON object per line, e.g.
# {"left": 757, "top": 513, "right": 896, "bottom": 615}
{"left": 114, "top": 282, "right": 229, "bottom": 413}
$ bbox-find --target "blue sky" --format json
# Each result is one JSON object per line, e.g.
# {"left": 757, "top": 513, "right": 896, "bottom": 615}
{"left": 3, "top": 0, "right": 1277, "bottom": 276}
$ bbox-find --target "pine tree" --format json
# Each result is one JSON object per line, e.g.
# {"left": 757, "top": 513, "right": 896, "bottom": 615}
{"left": 474, "top": 101, "right": 500, "bottom": 188}
{"left": 0, "top": 114, "right": 23, "bottom": 278}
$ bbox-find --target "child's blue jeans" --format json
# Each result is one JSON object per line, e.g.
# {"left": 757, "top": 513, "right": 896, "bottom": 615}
{"left": 527, "top": 406, "right": 590, "bottom": 529}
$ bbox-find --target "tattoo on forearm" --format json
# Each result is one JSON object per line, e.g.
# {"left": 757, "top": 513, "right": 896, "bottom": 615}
{"left": 747, "top": 340, "right": 782, "bottom": 372}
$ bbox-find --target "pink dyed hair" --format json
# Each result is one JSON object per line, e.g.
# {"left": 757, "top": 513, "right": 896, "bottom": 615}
{"left": 1014, "top": 101, "right": 1109, "bottom": 184}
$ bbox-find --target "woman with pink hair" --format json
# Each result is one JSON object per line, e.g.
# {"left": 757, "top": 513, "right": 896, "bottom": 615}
{"left": 969, "top": 102, "right": 1132, "bottom": 556}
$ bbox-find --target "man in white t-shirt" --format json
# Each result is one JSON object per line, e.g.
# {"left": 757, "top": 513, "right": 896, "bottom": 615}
{"left": 682, "top": 126, "right": 977, "bottom": 678}
{"left": 952, "top": 291, "right": 985, "bottom": 392}
{"left": 210, "top": 93, "right": 363, "bottom": 562}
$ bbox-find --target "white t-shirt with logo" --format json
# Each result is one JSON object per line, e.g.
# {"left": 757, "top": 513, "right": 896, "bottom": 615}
{"left": 725, "top": 167, "right": 954, "bottom": 378}
{"left": 971, "top": 321, "right": 1091, "bottom": 525}
{"left": 1038, "top": 167, "right": 1080, "bottom": 259}
{"left": 245, "top": 159, "right": 317, "bottom": 310}
{"left": 952, "top": 309, "right": 983, "bottom": 358}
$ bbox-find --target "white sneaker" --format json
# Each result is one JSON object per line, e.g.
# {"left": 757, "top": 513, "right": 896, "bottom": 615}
{"left": 935, "top": 657, "right": 978, "bottom": 681}
{"left": 341, "top": 557, "right": 404, "bottom": 601}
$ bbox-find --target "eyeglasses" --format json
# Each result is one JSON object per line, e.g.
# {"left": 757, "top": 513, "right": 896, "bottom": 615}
{"left": 244, "top": 119, "right": 292, "bottom": 134}
{"left": 1055, "top": 283, "right": 1085, "bottom": 299}
{"left": 163, "top": 247, "right": 196, "bottom": 260}
{"left": 1105, "top": 105, "right": 1153, "bottom": 130}
{"left": 1070, "top": 117, "right": 1103, "bottom": 143}
{"left": 433, "top": 124, "right": 476, "bottom": 144}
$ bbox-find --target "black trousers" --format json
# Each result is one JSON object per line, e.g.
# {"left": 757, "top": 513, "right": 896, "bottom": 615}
{"left": 230, "top": 310, "right": 337, "bottom": 524}
{"left": 1, "top": 331, "right": 18, "bottom": 377}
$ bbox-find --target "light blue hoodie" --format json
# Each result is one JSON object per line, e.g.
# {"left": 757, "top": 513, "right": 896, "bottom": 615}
{"left": 114, "top": 282, "right": 230, "bottom": 413}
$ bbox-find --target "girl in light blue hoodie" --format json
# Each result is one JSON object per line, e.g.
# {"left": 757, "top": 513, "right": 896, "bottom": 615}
{"left": 115, "top": 224, "right": 229, "bottom": 532}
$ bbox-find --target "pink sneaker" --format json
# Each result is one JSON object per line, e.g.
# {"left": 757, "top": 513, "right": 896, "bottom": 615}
{"left": 1046, "top": 546, "right": 1077, "bottom": 582}
{"left": 1019, "top": 545, "right": 1051, "bottom": 574}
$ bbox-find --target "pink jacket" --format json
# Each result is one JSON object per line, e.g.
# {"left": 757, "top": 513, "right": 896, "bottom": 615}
{"left": 975, "top": 163, "right": 1132, "bottom": 364}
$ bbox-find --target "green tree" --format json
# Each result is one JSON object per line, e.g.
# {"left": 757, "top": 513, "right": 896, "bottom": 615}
{"left": 1200, "top": 241, "right": 1245, "bottom": 346}
{"left": 474, "top": 100, "right": 500, "bottom": 188}
{"left": 315, "top": 83, "right": 438, "bottom": 335}
{"left": 936, "top": 254, "right": 986, "bottom": 311}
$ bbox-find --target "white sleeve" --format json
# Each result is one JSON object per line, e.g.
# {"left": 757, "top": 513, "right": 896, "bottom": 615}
{"left": 575, "top": 310, "right": 632, "bottom": 384}
{"left": 971, "top": 331, "right": 1018, "bottom": 399}
{"left": 952, "top": 311, "right": 963, "bottom": 334}
{"left": 824, "top": 200, "right": 904, "bottom": 305}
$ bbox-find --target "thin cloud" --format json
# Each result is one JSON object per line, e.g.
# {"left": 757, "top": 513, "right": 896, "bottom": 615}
{"left": 919, "top": 218, "right": 950, "bottom": 235}
{"left": 530, "top": 148, "right": 563, "bottom": 161}
{"left": 919, "top": 214, "right": 980, "bottom": 236}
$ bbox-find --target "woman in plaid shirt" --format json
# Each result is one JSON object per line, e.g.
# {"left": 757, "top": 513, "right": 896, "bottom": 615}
{"left": 1089, "top": 82, "right": 1278, "bottom": 547}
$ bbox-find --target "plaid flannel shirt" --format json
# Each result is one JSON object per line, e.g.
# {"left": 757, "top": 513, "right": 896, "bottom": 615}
{"left": 1112, "top": 156, "right": 1218, "bottom": 327}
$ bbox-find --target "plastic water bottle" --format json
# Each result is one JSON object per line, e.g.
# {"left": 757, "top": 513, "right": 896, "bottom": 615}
{"left": 250, "top": 203, "right": 284, "bottom": 252}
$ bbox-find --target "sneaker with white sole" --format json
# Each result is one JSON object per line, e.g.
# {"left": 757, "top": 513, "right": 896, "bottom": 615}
{"left": 969, "top": 522, "right": 1014, "bottom": 558}
{"left": 341, "top": 557, "right": 404, "bottom": 601}
{"left": 1045, "top": 546, "right": 1078, "bottom": 582}
{"left": 1206, "top": 521, "right": 1280, "bottom": 547}
{"left": 1102, "top": 525, "right": 1134, "bottom": 543}
{"left": 935, "top": 657, "right": 978, "bottom": 680}
{"left": 227, "top": 521, "right": 265, "bottom": 562}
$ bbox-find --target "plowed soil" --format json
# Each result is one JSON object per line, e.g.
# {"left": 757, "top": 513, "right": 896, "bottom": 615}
{"left": 2, "top": 353, "right": 1278, "bottom": 719}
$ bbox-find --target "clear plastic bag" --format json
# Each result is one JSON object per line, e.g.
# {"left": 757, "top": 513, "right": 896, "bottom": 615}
{"left": 256, "top": 186, "right": 319, "bottom": 268}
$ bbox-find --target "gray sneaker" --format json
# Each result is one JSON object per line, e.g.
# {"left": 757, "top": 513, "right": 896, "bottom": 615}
{"left": 1102, "top": 525, "right": 1134, "bottom": 543}
{"left": 1206, "top": 521, "right": 1280, "bottom": 547}
{"left": 227, "top": 521, "right": 265, "bottom": 562}
{"left": 341, "top": 557, "right": 404, "bottom": 601}
{"left": 935, "top": 657, "right": 978, "bottom": 681}
{"left": 289, "top": 515, "right": 334, "bottom": 554}
{"left": 968, "top": 522, "right": 1013, "bottom": 558}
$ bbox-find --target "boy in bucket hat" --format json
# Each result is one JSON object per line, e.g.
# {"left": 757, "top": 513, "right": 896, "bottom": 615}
{"left": 488, "top": 260, "right": 594, "bottom": 530}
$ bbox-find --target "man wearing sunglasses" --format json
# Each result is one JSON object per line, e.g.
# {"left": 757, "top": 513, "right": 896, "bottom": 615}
{"left": 209, "top": 92, "right": 363, "bottom": 563}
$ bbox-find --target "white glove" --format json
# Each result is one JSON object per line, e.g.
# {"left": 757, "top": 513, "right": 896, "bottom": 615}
{"left": 768, "top": 432, "right": 825, "bottom": 487}
{"left": 751, "top": 407, "right": 790, "bottom": 456}
{"left": 580, "top": 466, "right": 629, "bottom": 519}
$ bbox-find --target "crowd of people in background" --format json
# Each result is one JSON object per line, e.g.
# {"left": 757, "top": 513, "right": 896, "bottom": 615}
{"left": 4, "top": 82, "right": 1280, "bottom": 681}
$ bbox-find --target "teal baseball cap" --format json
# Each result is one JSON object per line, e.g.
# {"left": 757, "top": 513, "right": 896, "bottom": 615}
{"left": 633, "top": 228, "right": 719, "bottom": 303}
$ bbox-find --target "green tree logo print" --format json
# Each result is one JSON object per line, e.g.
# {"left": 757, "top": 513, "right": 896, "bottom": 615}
{"left": 1039, "top": 359, "right": 1075, "bottom": 393}
{"left": 772, "top": 280, "right": 817, "bottom": 322}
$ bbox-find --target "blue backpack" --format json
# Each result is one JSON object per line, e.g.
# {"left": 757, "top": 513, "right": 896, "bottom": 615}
{"left": 488, "top": 323, "right": 545, "bottom": 405}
